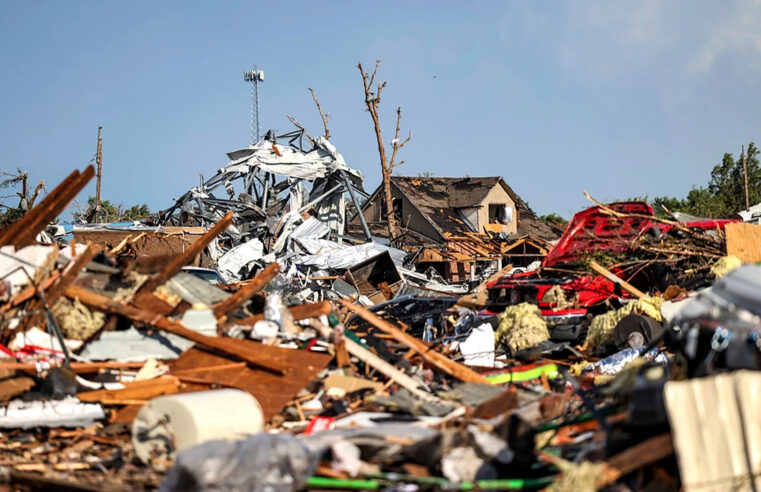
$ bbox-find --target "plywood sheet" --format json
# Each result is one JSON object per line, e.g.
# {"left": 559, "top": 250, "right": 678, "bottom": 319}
{"left": 169, "top": 340, "right": 331, "bottom": 419}
{"left": 725, "top": 222, "right": 761, "bottom": 263}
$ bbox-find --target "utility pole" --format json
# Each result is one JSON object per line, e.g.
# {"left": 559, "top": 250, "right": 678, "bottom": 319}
{"left": 742, "top": 144, "right": 750, "bottom": 211}
{"left": 95, "top": 126, "right": 103, "bottom": 217}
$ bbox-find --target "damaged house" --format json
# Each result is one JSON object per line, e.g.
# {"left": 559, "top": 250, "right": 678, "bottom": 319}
{"left": 351, "top": 176, "right": 557, "bottom": 282}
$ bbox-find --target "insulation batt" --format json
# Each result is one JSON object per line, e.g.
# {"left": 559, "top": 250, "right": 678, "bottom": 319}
{"left": 585, "top": 296, "right": 664, "bottom": 350}
{"left": 710, "top": 255, "right": 742, "bottom": 279}
{"left": 495, "top": 303, "right": 550, "bottom": 353}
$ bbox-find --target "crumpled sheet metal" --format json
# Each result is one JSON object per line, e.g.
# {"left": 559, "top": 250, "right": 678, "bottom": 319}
{"left": 216, "top": 238, "right": 264, "bottom": 283}
{"left": 224, "top": 137, "right": 363, "bottom": 183}
{"left": 295, "top": 241, "right": 407, "bottom": 271}
{"left": 79, "top": 326, "right": 194, "bottom": 362}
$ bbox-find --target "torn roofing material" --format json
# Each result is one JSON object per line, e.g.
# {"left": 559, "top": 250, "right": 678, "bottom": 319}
{"left": 360, "top": 176, "right": 557, "bottom": 242}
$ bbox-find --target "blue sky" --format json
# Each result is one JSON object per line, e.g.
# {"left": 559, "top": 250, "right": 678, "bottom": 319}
{"left": 2, "top": 1, "right": 761, "bottom": 219}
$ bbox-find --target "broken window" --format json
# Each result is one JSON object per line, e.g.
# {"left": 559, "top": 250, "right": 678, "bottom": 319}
{"left": 489, "top": 204, "right": 513, "bottom": 224}
{"left": 393, "top": 197, "right": 403, "bottom": 222}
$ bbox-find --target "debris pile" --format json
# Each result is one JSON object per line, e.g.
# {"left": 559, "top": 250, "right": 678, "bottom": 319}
{"left": 2, "top": 136, "right": 761, "bottom": 491}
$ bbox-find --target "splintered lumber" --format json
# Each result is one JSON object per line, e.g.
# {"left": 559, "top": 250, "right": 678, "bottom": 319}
{"left": 64, "top": 284, "right": 289, "bottom": 375}
{"left": 213, "top": 262, "right": 280, "bottom": 319}
{"left": 0, "top": 272, "right": 60, "bottom": 312}
{"left": 338, "top": 300, "right": 489, "bottom": 385}
{"left": 596, "top": 433, "right": 674, "bottom": 487}
{"left": 0, "top": 361, "right": 146, "bottom": 374}
{"left": 589, "top": 261, "right": 646, "bottom": 299}
{"left": 77, "top": 375, "right": 180, "bottom": 404}
{"left": 228, "top": 301, "right": 333, "bottom": 327}
{"left": 309, "top": 320, "right": 442, "bottom": 403}
{"left": 14, "top": 166, "right": 95, "bottom": 248}
{"left": 725, "top": 222, "right": 761, "bottom": 263}
{"left": 132, "top": 211, "right": 234, "bottom": 303}
{"left": 48, "top": 244, "right": 103, "bottom": 302}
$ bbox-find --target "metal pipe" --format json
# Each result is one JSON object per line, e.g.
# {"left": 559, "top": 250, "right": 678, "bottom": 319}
{"left": 341, "top": 171, "right": 371, "bottom": 242}
{"left": 298, "top": 183, "right": 344, "bottom": 214}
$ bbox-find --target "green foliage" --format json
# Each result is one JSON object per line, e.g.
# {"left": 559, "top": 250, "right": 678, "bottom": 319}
{"left": 73, "top": 196, "right": 152, "bottom": 223}
{"left": 417, "top": 171, "right": 435, "bottom": 177}
{"left": 540, "top": 213, "right": 568, "bottom": 226}
{"left": 0, "top": 207, "right": 24, "bottom": 227}
{"left": 619, "top": 142, "right": 761, "bottom": 219}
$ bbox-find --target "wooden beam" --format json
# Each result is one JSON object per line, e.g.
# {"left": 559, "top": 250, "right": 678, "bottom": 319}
{"left": 589, "top": 261, "right": 646, "bottom": 299}
{"left": 338, "top": 299, "right": 490, "bottom": 384}
{"left": 77, "top": 375, "right": 180, "bottom": 404}
{"left": 65, "top": 284, "right": 289, "bottom": 375}
{"left": 212, "top": 262, "right": 280, "bottom": 319}
{"left": 0, "top": 272, "right": 60, "bottom": 312}
{"left": 0, "top": 361, "right": 146, "bottom": 374}
{"left": 132, "top": 211, "right": 234, "bottom": 304}
{"left": 596, "top": 433, "right": 674, "bottom": 487}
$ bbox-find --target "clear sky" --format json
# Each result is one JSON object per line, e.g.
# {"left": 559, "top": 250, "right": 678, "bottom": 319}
{"left": 2, "top": 1, "right": 760, "bottom": 219}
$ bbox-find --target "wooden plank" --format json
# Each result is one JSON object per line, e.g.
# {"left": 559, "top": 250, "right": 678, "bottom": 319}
{"left": 227, "top": 301, "right": 333, "bottom": 327}
{"left": 212, "top": 262, "right": 280, "bottom": 319}
{"left": 596, "top": 433, "right": 674, "bottom": 487}
{"left": 77, "top": 375, "right": 180, "bottom": 403}
{"left": 0, "top": 272, "right": 60, "bottom": 312}
{"left": 589, "top": 261, "right": 646, "bottom": 299}
{"left": 338, "top": 299, "right": 490, "bottom": 385}
{"left": 132, "top": 211, "right": 233, "bottom": 303}
{"left": 0, "top": 361, "right": 146, "bottom": 374}
{"left": 64, "top": 284, "right": 289, "bottom": 375}
{"left": 725, "top": 222, "right": 761, "bottom": 263}
{"left": 15, "top": 166, "right": 95, "bottom": 248}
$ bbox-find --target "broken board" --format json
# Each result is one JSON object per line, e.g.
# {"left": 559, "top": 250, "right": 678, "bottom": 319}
{"left": 169, "top": 340, "right": 331, "bottom": 419}
{"left": 725, "top": 222, "right": 761, "bottom": 263}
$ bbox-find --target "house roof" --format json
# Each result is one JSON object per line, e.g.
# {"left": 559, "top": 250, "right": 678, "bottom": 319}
{"left": 390, "top": 176, "right": 558, "bottom": 241}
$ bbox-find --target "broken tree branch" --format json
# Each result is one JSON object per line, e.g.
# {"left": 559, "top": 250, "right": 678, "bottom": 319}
{"left": 389, "top": 107, "right": 412, "bottom": 172}
{"left": 308, "top": 88, "right": 330, "bottom": 140}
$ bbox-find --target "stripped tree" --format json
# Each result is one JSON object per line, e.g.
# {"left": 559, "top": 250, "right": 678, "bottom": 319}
{"left": 357, "top": 60, "right": 411, "bottom": 241}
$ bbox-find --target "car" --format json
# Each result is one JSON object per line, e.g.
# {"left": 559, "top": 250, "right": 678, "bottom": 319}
{"left": 483, "top": 202, "right": 737, "bottom": 342}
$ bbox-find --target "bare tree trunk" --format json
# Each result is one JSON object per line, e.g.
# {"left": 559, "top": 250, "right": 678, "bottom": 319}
{"left": 742, "top": 144, "right": 750, "bottom": 211}
{"left": 357, "top": 61, "right": 410, "bottom": 242}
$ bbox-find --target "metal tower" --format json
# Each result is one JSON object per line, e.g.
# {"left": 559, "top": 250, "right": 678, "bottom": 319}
{"left": 244, "top": 67, "right": 264, "bottom": 146}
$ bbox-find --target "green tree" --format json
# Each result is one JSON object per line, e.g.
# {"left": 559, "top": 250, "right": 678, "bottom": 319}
{"left": 73, "top": 196, "right": 152, "bottom": 223}
{"left": 706, "top": 143, "right": 761, "bottom": 217}
{"left": 618, "top": 142, "right": 761, "bottom": 219}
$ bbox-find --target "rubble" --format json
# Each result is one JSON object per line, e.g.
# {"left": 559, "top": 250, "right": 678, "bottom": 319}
{"left": 2, "top": 133, "right": 761, "bottom": 492}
